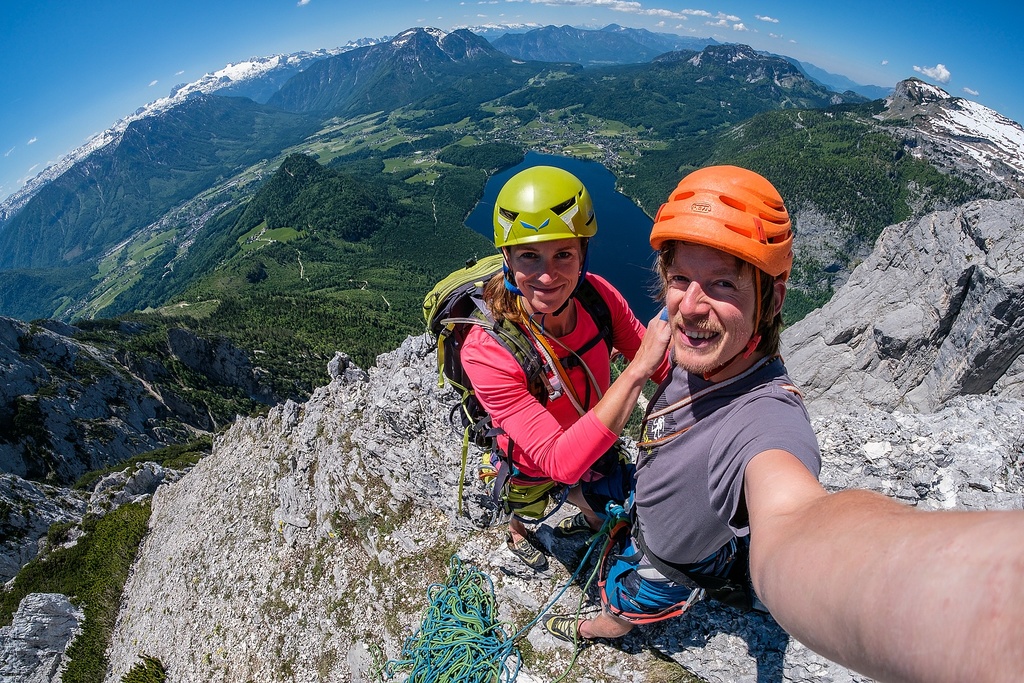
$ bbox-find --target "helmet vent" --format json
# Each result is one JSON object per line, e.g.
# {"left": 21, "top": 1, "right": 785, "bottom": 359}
{"left": 759, "top": 211, "right": 788, "bottom": 226}
{"left": 550, "top": 196, "right": 577, "bottom": 216}
{"left": 498, "top": 207, "right": 519, "bottom": 222}
{"left": 719, "top": 194, "right": 746, "bottom": 212}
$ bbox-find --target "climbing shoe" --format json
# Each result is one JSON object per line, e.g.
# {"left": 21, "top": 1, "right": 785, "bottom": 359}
{"left": 553, "top": 511, "right": 595, "bottom": 538}
{"left": 543, "top": 615, "right": 581, "bottom": 644}
{"left": 506, "top": 532, "right": 548, "bottom": 571}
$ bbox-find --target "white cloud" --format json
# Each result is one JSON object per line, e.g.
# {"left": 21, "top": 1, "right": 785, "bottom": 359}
{"left": 732, "top": 22, "right": 748, "bottom": 31}
{"left": 881, "top": 59, "right": 888, "bottom": 66}
{"left": 297, "top": 0, "right": 311, "bottom": 6}
{"left": 4, "top": 147, "right": 14, "bottom": 157}
{"left": 755, "top": 15, "right": 779, "bottom": 23}
{"left": 27, "top": 137, "right": 37, "bottom": 145}
{"left": 518, "top": 0, "right": 698, "bottom": 21}
{"left": 963, "top": 86, "right": 979, "bottom": 96}
{"left": 176, "top": 70, "right": 185, "bottom": 76}
{"left": 149, "top": 80, "right": 159, "bottom": 87}
{"left": 913, "top": 63, "right": 951, "bottom": 83}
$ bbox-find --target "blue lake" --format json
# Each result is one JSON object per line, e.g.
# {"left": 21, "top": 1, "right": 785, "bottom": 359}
{"left": 464, "top": 152, "right": 662, "bottom": 321}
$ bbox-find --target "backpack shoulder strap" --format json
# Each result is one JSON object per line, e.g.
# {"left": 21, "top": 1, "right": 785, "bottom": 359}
{"left": 571, "top": 277, "right": 615, "bottom": 356}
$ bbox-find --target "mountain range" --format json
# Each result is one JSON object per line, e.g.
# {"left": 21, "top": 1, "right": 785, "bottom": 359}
{"left": 0, "top": 25, "right": 1019, "bottom": 373}
{"left": 0, "top": 23, "right": 1022, "bottom": 682}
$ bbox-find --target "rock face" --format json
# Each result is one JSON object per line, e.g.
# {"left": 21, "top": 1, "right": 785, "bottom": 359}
{"left": 28, "top": 197, "right": 1023, "bottom": 682}
{"left": 165, "top": 328, "right": 275, "bottom": 407}
{"left": 0, "top": 593, "right": 83, "bottom": 682}
{"left": 0, "top": 476, "right": 87, "bottom": 583}
{"left": 784, "top": 198, "right": 1024, "bottom": 412}
{"left": 0, "top": 317, "right": 185, "bottom": 484}
{"left": 101, "top": 313, "right": 1022, "bottom": 681}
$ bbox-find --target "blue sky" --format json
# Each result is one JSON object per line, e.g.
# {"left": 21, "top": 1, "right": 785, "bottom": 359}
{"left": 2, "top": 0, "right": 1022, "bottom": 203}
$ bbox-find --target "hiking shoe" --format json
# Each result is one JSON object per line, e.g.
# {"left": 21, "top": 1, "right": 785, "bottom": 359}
{"left": 544, "top": 615, "right": 581, "bottom": 644}
{"left": 506, "top": 532, "right": 548, "bottom": 571}
{"left": 553, "top": 511, "right": 594, "bottom": 538}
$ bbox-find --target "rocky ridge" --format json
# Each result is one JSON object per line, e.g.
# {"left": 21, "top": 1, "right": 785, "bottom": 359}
{"left": 879, "top": 79, "right": 1024, "bottom": 197}
{"left": 784, "top": 198, "right": 1024, "bottom": 412}
{"left": 92, "top": 199, "right": 1024, "bottom": 683}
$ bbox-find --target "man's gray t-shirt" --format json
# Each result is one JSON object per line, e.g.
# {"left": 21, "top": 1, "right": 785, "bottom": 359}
{"left": 634, "top": 357, "right": 821, "bottom": 565}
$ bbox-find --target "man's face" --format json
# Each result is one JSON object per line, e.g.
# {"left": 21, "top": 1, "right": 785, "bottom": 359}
{"left": 664, "top": 242, "right": 758, "bottom": 380}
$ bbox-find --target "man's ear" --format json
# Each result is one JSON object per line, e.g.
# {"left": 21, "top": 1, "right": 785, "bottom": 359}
{"left": 772, "top": 280, "right": 787, "bottom": 316}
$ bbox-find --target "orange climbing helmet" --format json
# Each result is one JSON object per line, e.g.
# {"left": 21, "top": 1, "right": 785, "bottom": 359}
{"left": 650, "top": 165, "right": 793, "bottom": 279}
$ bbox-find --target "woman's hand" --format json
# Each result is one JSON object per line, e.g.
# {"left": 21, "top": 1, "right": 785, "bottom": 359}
{"left": 627, "top": 308, "right": 672, "bottom": 381}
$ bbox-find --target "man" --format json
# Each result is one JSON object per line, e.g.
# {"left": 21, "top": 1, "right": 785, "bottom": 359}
{"left": 544, "top": 165, "right": 1024, "bottom": 683}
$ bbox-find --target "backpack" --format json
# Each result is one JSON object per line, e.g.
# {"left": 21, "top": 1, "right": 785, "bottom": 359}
{"left": 422, "top": 253, "right": 614, "bottom": 515}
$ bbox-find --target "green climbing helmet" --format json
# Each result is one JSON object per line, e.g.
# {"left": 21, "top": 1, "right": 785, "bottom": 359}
{"left": 492, "top": 166, "right": 598, "bottom": 248}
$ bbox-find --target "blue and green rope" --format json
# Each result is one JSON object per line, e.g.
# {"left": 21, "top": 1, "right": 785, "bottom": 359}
{"left": 381, "top": 507, "right": 626, "bottom": 682}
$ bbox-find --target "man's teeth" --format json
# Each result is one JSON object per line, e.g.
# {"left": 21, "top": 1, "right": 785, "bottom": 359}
{"left": 685, "top": 329, "right": 714, "bottom": 340}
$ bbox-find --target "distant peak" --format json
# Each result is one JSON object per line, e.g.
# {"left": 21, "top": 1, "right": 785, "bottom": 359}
{"left": 891, "top": 77, "right": 952, "bottom": 106}
{"left": 392, "top": 26, "right": 448, "bottom": 47}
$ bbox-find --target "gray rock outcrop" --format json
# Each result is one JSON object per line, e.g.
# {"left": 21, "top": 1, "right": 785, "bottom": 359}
{"left": 0, "top": 593, "right": 83, "bottom": 683}
{"left": 165, "top": 328, "right": 275, "bottom": 407}
{"left": 0, "top": 475, "right": 87, "bottom": 583}
{"left": 784, "top": 198, "right": 1024, "bottom": 412}
{"left": 0, "top": 317, "right": 188, "bottom": 484}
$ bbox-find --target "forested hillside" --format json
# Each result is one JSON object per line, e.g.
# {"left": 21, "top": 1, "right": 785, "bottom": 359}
{"left": 91, "top": 150, "right": 497, "bottom": 390}
{"left": 0, "top": 31, "right": 1006, "bottom": 399}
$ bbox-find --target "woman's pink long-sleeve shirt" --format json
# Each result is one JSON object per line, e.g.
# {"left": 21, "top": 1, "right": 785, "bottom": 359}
{"left": 461, "top": 274, "right": 666, "bottom": 485}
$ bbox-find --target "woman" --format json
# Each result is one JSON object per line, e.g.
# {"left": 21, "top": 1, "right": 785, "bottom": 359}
{"left": 461, "top": 165, "right": 671, "bottom": 570}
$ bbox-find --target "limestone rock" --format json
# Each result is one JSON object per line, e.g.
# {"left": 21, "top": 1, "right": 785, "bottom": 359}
{"left": 0, "top": 593, "right": 83, "bottom": 683}
{"left": 0, "top": 475, "right": 87, "bottom": 583}
{"left": 783, "top": 198, "right": 1024, "bottom": 412}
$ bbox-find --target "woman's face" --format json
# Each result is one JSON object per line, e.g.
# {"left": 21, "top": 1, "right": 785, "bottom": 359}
{"left": 507, "top": 238, "right": 582, "bottom": 316}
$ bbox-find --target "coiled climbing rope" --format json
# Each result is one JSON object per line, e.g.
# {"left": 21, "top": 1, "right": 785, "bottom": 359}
{"left": 382, "top": 555, "right": 522, "bottom": 682}
{"left": 380, "top": 507, "right": 626, "bottom": 682}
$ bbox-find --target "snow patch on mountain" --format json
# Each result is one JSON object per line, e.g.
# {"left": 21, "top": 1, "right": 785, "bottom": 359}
{"left": 882, "top": 78, "right": 1024, "bottom": 191}
{"left": 0, "top": 40, "right": 384, "bottom": 223}
{"left": 931, "top": 98, "right": 1024, "bottom": 175}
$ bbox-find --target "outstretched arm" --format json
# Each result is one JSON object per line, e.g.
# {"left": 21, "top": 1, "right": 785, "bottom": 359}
{"left": 744, "top": 450, "right": 1024, "bottom": 683}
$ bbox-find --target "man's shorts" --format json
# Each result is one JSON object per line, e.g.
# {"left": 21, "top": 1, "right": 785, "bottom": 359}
{"left": 603, "top": 536, "right": 743, "bottom": 620}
